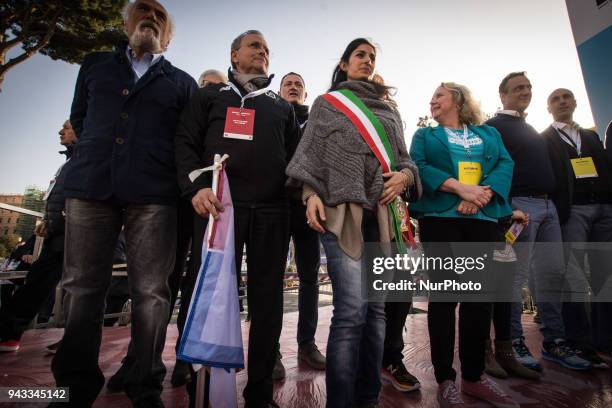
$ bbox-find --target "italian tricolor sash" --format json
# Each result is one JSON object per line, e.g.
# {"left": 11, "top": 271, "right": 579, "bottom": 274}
{"left": 323, "top": 89, "right": 416, "bottom": 252}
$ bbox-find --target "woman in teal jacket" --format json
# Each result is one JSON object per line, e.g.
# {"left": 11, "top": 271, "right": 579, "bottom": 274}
{"left": 409, "top": 82, "right": 518, "bottom": 408}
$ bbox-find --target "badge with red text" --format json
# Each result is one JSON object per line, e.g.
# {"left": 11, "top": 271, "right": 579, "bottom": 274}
{"left": 224, "top": 107, "right": 255, "bottom": 140}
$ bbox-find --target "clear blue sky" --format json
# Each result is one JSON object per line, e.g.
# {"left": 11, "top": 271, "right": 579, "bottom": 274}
{"left": 0, "top": 0, "right": 593, "bottom": 194}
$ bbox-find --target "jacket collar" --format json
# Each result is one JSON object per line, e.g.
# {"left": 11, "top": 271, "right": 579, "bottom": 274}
{"left": 116, "top": 42, "right": 172, "bottom": 76}
{"left": 227, "top": 67, "right": 273, "bottom": 96}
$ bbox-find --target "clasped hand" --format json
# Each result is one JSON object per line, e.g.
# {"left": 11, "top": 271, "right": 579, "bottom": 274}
{"left": 456, "top": 184, "right": 494, "bottom": 215}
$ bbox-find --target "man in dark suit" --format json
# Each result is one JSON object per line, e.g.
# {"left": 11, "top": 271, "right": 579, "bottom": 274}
{"left": 50, "top": 1, "right": 198, "bottom": 407}
{"left": 542, "top": 88, "right": 612, "bottom": 368}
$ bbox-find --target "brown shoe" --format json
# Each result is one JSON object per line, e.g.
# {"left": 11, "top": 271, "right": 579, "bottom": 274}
{"left": 485, "top": 339, "right": 508, "bottom": 378}
{"left": 298, "top": 342, "right": 326, "bottom": 370}
{"left": 495, "top": 340, "right": 540, "bottom": 380}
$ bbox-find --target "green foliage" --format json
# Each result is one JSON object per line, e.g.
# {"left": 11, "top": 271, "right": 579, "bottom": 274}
{"left": 0, "top": 0, "right": 127, "bottom": 87}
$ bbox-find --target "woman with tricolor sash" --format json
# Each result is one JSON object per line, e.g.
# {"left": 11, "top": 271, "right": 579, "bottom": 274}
{"left": 409, "top": 83, "right": 518, "bottom": 408}
{"left": 287, "top": 38, "right": 422, "bottom": 407}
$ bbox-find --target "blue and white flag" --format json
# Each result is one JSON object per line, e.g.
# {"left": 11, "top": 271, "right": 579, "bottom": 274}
{"left": 178, "top": 154, "right": 243, "bottom": 408}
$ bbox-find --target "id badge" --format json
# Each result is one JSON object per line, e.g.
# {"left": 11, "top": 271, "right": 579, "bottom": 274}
{"left": 394, "top": 197, "right": 410, "bottom": 233}
{"left": 570, "top": 157, "right": 598, "bottom": 179}
{"left": 224, "top": 107, "right": 255, "bottom": 140}
{"left": 458, "top": 161, "right": 482, "bottom": 185}
{"left": 505, "top": 221, "right": 525, "bottom": 245}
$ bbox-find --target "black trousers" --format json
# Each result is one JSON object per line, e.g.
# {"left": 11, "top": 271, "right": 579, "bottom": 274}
{"left": 491, "top": 257, "right": 514, "bottom": 341}
{"left": 177, "top": 211, "right": 207, "bottom": 354}
{"left": 0, "top": 243, "right": 63, "bottom": 340}
{"left": 186, "top": 205, "right": 289, "bottom": 405}
{"left": 419, "top": 217, "right": 495, "bottom": 383}
{"left": 382, "top": 301, "right": 413, "bottom": 366}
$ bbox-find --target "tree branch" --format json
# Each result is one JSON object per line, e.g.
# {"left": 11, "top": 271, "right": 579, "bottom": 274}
{"left": 0, "top": 10, "right": 60, "bottom": 77}
{"left": 0, "top": 31, "right": 26, "bottom": 53}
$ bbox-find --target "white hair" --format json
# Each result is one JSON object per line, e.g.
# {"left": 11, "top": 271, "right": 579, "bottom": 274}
{"left": 198, "top": 69, "right": 228, "bottom": 86}
{"left": 122, "top": 0, "right": 175, "bottom": 44}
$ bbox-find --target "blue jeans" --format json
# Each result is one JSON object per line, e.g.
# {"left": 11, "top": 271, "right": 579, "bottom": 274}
{"left": 561, "top": 203, "right": 612, "bottom": 350}
{"left": 321, "top": 230, "right": 385, "bottom": 408}
{"left": 510, "top": 197, "right": 565, "bottom": 342}
{"left": 51, "top": 198, "right": 176, "bottom": 406}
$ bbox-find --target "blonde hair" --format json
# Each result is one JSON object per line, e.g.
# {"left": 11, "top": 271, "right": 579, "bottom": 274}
{"left": 440, "top": 82, "right": 484, "bottom": 125}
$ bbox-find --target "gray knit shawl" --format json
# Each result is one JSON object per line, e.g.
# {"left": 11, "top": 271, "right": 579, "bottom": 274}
{"left": 286, "top": 80, "right": 420, "bottom": 209}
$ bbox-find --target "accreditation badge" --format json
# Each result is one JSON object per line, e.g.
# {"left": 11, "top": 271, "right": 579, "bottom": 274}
{"left": 223, "top": 107, "right": 255, "bottom": 140}
{"left": 458, "top": 161, "right": 482, "bottom": 185}
{"left": 394, "top": 197, "right": 411, "bottom": 234}
{"left": 505, "top": 221, "right": 525, "bottom": 245}
{"left": 570, "top": 157, "right": 598, "bottom": 178}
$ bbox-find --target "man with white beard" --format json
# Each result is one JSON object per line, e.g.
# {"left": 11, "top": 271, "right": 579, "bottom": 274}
{"left": 50, "top": 1, "right": 197, "bottom": 407}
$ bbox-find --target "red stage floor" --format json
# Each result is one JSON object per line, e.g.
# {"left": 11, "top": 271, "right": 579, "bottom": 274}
{"left": 1, "top": 305, "right": 611, "bottom": 407}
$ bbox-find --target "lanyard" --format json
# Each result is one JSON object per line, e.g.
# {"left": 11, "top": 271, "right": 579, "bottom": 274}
{"left": 556, "top": 127, "right": 581, "bottom": 156}
{"left": 228, "top": 82, "right": 270, "bottom": 109}
{"left": 444, "top": 124, "right": 472, "bottom": 160}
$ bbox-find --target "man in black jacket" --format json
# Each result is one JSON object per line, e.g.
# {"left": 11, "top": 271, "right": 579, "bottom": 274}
{"left": 51, "top": 1, "right": 198, "bottom": 407}
{"left": 175, "top": 30, "right": 300, "bottom": 407}
{"left": 0, "top": 121, "right": 76, "bottom": 351}
{"left": 274, "top": 72, "right": 325, "bottom": 375}
{"left": 542, "top": 88, "right": 612, "bottom": 367}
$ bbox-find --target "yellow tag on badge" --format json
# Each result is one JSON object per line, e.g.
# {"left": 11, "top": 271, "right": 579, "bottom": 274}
{"left": 570, "top": 157, "right": 598, "bottom": 179}
{"left": 458, "top": 161, "right": 482, "bottom": 185}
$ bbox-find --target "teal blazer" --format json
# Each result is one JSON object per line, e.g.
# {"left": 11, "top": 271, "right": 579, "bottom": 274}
{"left": 408, "top": 125, "right": 514, "bottom": 219}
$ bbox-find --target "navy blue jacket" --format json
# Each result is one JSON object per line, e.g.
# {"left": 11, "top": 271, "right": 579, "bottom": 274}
{"left": 65, "top": 47, "right": 198, "bottom": 204}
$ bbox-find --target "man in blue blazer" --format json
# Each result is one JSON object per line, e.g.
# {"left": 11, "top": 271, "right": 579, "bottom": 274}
{"left": 50, "top": 1, "right": 198, "bottom": 407}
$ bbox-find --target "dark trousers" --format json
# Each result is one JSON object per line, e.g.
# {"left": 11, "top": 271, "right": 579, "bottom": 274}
{"left": 0, "top": 244, "right": 63, "bottom": 340}
{"left": 237, "top": 206, "right": 290, "bottom": 403}
{"left": 491, "top": 260, "right": 514, "bottom": 342}
{"left": 289, "top": 200, "right": 321, "bottom": 346}
{"left": 178, "top": 212, "right": 207, "bottom": 354}
{"left": 491, "top": 302, "right": 512, "bottom": 341}
{"left": 52, "top": 198, "right": 176, "bottom": 407}
{"left": 382, "top": 301, "right": 412, "bottom": 366}
{"left": 419, "top": 217, "right": 495, "bottom": 383}
{"left": 169, "top": 199, "right": 194, "bottom": 328}
{"left": 118, "top": 200, "right": 193, "bottom": 361}
{"left": 186, "top": 205, "right": 289, "bottom": 405}
{"left": 561, "top": 203, "right": 612, "bottom": 351}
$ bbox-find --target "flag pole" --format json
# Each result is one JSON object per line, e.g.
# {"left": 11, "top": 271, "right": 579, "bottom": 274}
{"left": 195, "top": 367, "right": 207, "bottom": 408}
{"left": 207, "top": 153, "right": 222, "bottom": 245}
{"left": 196, "top": 153, "right": 221, "bottom": 408}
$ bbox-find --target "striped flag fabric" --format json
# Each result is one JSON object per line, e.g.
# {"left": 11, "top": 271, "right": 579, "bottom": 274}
{"left": 178, "top": 156, "right": 244, "bottom": 407}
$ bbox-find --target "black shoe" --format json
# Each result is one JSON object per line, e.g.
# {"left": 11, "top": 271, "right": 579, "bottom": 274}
{"left": 171, "top": 360, "right": 192, "bottom": 386}
{"left": 381, "top": 361, "right": 421, "bottom": 392}
{"left": 272, "top": 350, "right": 285, "bottom": 380}
{"left": 107, "top": 358, "right": 130, "bottom": 391}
